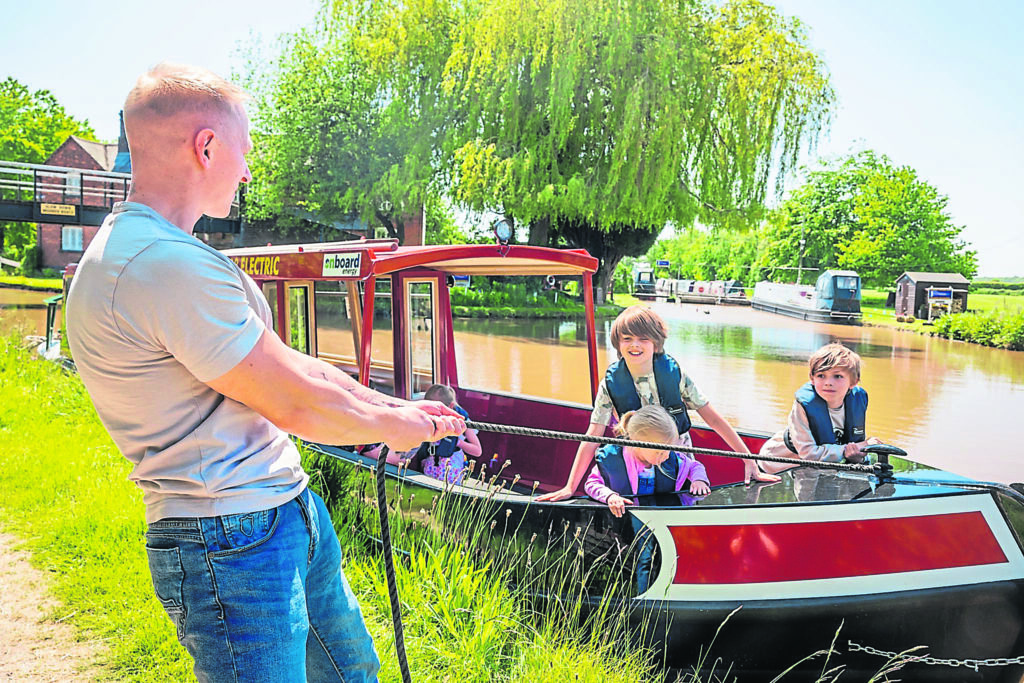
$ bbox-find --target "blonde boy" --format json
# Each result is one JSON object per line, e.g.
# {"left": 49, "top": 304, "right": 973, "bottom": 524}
{"left": 760, "top": 343, "right": 880, "bottom": 473}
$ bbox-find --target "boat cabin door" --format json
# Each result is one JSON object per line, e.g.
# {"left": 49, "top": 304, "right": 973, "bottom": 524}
{"left": 402, "top": 276, "right": 439, "bottom": 398}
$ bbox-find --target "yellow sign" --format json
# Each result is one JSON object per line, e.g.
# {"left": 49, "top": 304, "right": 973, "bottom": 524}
{"left": 233, "top": 255, "right": 280, "bottom": 276}
{"left": 39, "top": 203, "right": 77, "bottom": 217}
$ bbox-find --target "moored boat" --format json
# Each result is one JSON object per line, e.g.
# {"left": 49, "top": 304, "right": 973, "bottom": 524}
{"left": 137, "top": 239, "right": 1022, "bottom": 680}
{"left": 752, "top": 270, "right": 863, "bottom": 324}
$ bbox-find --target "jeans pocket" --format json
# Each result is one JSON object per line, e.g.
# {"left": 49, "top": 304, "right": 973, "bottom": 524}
{"left": 212, "top": 507, "right": 280, "bottom": 558}
{"left": 145, "top": 546, "right": 187, "bottom": 641}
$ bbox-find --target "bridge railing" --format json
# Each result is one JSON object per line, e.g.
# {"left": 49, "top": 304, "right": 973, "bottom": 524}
{"left": 0, "top": 160, "right": 240, "bottom": 216}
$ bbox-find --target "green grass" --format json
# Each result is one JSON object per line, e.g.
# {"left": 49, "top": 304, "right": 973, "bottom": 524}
{"left": 0, "top": 275, "right": 63, "bottom": 291}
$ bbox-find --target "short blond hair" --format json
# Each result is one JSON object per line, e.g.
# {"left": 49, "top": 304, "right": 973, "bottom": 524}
{"left": 809, "top": 343, "right": 862, "bottom": 383}
{"left": 615, "top": 405, "right": 677, "bottom": 442}
{"left": 609, "top": 306, "right": 668, "bottom": 356}
{"left": 124, "top": 62, "right": 249, "bottom": 122}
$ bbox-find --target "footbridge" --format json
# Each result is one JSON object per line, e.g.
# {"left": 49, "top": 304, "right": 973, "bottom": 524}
{"left": 0, "top": 160, "right": 242, "bottom": 233}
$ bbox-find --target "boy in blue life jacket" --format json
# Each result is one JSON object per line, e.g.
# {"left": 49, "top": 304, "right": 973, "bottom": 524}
{"left": 537, "top": 305, "right": 778, "bottom": 501}
{"left": 759, "top": 343, "right": 881, "bottom": 473}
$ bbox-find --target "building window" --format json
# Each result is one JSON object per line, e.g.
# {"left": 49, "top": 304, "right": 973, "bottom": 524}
{"left": 61, "top": 226, "right": 84, "bottom": 252}
{"left": 65, "top": 171, "right": 81, "bottom": 200}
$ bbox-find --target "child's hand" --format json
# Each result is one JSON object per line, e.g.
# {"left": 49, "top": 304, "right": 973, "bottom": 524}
{"left": 744, "top": 459, "right": 781, "bottom": 484}
{"left": 607, "top": 494, "right": 633, "bottom": 518}
{"left": 843, "top": 442, "right": 862, "bottom": 460}
{"left": 535, "top": 486, "right": 573, "bottom": 502}
{"left": 866, "top": 437, "right": 882, "bottom": 446}
{"left": 690, "top": 480, "right": 711, "bottom": 496}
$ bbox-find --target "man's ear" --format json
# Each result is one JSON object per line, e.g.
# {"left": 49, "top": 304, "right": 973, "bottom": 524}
{"left": 194, "top": 129, "right": 216, "bottom": 168}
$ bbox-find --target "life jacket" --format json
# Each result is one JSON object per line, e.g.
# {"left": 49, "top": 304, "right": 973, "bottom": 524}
{"left": 604, "top": 353, "right": 691, "bottom": 434}
{"left": 784, "top": 382, "right": 867, "bottom": 451}
{"left": 411, "top": 404, "right": 470, "bottom": 471}
{"left": 595, "top": 444, "right": 679, "bottom": 498}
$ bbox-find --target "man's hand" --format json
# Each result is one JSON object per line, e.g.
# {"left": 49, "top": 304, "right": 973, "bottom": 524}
{"left": 383, "top": 406, "right": 465, "bottom": 452}
{"left": 535, "top": 486, "right": 573, "bottom": 502}
{"left": 414, "top": 400, "right": 462, "bottom": 419}
{"left": 607, "top": 494, "right": 633, "bottom": 518}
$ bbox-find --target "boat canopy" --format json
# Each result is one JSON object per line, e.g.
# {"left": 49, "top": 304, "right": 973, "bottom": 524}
{"left": 223, "top": 240, "right": 599, "bottom": 280}
{"left": 815, "top": 269, "right": 861, "bottom": 307}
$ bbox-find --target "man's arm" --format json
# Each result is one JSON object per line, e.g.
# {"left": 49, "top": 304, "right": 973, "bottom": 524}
{"left": 207, "top": 328, "right": 463, "bottom": 451}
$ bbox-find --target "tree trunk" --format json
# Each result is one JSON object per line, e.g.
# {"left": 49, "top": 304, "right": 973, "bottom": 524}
{"left": 528, "top": 216, "right": 551, "bottom": 246}
{"left": 374, "top": 210, "right": 403, "bottom": 245}
{"left": 554, "top": 217, "right": 660, "bottom": 306}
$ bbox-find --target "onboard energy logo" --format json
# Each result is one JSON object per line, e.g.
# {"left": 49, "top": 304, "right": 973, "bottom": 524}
{"left": 322, "top": 252, "right": 361, "bottom": 277}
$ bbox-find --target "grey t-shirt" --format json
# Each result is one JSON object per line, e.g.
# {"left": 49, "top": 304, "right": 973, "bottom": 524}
{"left": 66, "top": 202, "right": 307, "bottom": 523}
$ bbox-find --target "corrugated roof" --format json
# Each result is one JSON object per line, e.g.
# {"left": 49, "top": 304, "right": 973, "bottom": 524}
{"left": 899, "top": 272, "right": 971, "bottom": 284}
{"left": 71, "top": 136, "right": 118, "bottom": 171}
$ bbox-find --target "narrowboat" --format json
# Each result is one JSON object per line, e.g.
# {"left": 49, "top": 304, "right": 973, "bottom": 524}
{"left": 633, "top": 266, "right": 656, "bottom": 299}
{"left": 752, "top": 270, "right": 862, "bottom": 324}
{"left": 153, "top": 240, "right": 1024, "bottom": 680}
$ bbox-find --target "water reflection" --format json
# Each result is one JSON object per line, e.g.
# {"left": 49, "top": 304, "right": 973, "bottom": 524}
{"left": 0, "top": 289, "right": 50, "bottom": 336}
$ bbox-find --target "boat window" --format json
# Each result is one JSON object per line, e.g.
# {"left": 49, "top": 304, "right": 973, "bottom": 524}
{"left": 357, "top": 278, "right": 396, "bottom": 395}
{"left": 407, "top": 280, "right": 436, "bottom": 395}
{"left": 288, "top": 285, "right": 311, "bottom": 354}
{"left": 315, "top": 281, "right": 357, "bottom": 372}
{"left": 835, "top": 276, "right": 858, "bottom": 290}
{"left": 262, "top": 282, "right": 278, "bottom": 334}
{"left": 452, "top": 276, "right": 593, "bottom": 405}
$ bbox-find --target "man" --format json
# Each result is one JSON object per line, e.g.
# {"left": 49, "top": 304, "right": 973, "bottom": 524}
{"left": 65, "top": 63, "right": 463, "bottom": 682}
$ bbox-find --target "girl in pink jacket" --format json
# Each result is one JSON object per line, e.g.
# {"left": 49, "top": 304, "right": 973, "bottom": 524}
{"left": 585, "top": 405, "right": 711, "bottom": 517}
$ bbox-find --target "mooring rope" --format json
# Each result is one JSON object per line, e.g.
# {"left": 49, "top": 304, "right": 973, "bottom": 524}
{"left": 374, "top": 444, "right": 412, "bottom": 683}
{"left": 464, "top": 420, "right": 894, "bottom": 477}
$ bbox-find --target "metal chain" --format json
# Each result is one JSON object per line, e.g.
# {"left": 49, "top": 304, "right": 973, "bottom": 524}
{"left": 848, "top": 640, "right": 1024, "bottom": 672}
{"left": 465, "top": 420, "right": 891, "bottom": 477}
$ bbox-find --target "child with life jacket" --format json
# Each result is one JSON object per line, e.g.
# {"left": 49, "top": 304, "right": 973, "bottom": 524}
{"left": 585, "top": 405, "right": 709, "bottom": 593}
{"left": 584, "top": 405, "right": 711, "bottom": 515}
{"left": 758, "top": 343, "right": 881, "bottom": 473}
{"left": 366, "top": 384, "right": 482, "bottom": 484}
{"left": 536, "top": 305, "right": 778, "bottom": 501}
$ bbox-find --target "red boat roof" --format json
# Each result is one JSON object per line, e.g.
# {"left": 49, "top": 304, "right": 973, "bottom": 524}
{"left": 221, "top": 240, "right": 598, "bottom": 279}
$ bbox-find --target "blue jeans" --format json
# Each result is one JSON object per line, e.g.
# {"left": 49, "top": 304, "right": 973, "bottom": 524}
{"left": 145, "top": 488, "right": 379, "bottom": 682}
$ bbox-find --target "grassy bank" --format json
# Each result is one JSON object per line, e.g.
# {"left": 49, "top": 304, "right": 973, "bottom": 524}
{"left": 0, "top": 336, "right": 661, "bottom": 682}
{"left": 859, "top": 288, "right": 1024, "bottom": 338}
{"left": 0, "top": 275, "right": 63, "bottom": 291}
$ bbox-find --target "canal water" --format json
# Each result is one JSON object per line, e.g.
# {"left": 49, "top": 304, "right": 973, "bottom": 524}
{"left": 454, "top": 301, "right": 1024, "bottom": 484}
{"left": 5, "top": 288, "right": 1022, "bottom": 483}
{"left": 0, "top": 288, "right": 50, "bottom": 337}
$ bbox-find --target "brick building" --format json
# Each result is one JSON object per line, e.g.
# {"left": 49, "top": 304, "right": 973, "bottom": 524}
{"left": 35, "top": 126, "right": 129, "bottom": 272}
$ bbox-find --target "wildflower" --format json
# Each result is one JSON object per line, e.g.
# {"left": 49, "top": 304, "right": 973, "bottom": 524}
{"left": 505, "top": 508, "right": 512, "bottom": 518}
{"left": 511, "top": 474, "right": 521, "bottom": 486}
{"left": 490, "top": 520, "right": 497, "bottom": 531}
{"left": 529, "top": 533, "right": 537, "bottom": 545}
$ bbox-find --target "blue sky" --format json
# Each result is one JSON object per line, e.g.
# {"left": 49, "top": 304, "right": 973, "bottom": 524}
{"left": 3, "top": 0, "right": 1021, "bottom": 275}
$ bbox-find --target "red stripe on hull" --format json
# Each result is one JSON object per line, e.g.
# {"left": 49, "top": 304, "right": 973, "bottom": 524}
{"left": 670, "top": 511, "right": 1007, "bottom": 584}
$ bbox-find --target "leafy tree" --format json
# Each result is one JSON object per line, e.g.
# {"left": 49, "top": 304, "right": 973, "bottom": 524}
{"left": 244, "top": 0, "right": 460, "bottom": 243}
{"left": 445, "top": 0, "right": 834, "bottom": 299}
{"left": 0, "top": 77, "right": 95, "bottom": 265}
{"left": 761, "top": 151, "right": 977, "bottom": 287}
{"left": 249, "top": 0, "right": 832, "bottom": 295}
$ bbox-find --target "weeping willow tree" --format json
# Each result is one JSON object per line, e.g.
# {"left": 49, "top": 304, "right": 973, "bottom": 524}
{"left": 244, "top": 0, "right": 463, "bottom": 241}
{"left": 444, "top": 0, "right": 834, "bottom": 298}
{"left": 248, "top": 0, "right": 833, "bottom": 291}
